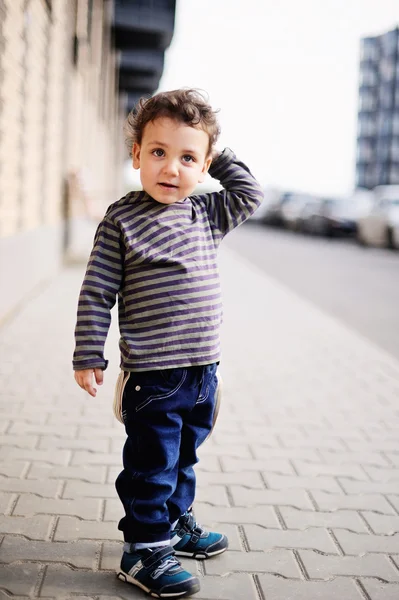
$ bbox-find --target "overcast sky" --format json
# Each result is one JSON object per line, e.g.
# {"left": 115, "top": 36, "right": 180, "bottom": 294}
{"left": 156, "top": 0, "right": 399, "bottom": 196}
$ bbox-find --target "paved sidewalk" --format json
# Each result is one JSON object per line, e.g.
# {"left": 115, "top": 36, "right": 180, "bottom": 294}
{"left": 1, "top": 246, "right": 399, "bottom": 599}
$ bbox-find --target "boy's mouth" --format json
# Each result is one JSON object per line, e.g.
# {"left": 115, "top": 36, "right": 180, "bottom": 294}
{"left": 158, "top": 182, "right": 178, "bottom": 189}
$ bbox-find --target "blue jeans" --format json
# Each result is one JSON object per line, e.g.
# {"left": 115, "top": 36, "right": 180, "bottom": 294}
{"left": 115, "top": 363, "right": 218, "bottom": 544}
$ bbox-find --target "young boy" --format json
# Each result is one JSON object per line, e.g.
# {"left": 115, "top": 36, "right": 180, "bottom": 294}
{"left": 73, "top": 89, "right": 263, "bottom": 598}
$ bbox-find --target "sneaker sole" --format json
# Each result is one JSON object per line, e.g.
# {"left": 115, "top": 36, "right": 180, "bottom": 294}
{"left": 117, "top": 569, "right": 200, "bottom": 598}
{"left": 174, "top": 545, "right": 227, "bottom": 559}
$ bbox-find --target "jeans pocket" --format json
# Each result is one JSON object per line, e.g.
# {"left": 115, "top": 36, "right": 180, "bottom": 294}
{"left": 197, "top": 364, "right": 217, "bottom": 405}
{"left": 135, "top": 369, "right": 187, "bottom": 413}
{"left": 159, "top": 368, "right": 174, "bottom": 384}
{"left": 197, "top": 383, "right": 210, "bottom": 404}
{"left": 205, "top": 370, "right": 222, "bottom": 440}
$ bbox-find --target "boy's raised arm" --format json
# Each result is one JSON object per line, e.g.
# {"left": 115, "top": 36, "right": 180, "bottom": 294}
{"left": 197, "top": 148, "right": 264, "bottom": 238}
{"left": 73, "top": 216, "right": 124, "bottom": 375}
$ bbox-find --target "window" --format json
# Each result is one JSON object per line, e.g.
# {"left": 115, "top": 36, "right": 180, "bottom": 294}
{"left": 391, "top": 139, "right": 399, "bottom": 161}
{"left": 379, "top": 86, "right": 393, "bottom": 110}
{"left": 87, "top": 0, "right": 93, "bottom": 42}
{"left": 359, "top": 115, "right": 376, "bottom": 137}
{"left": 360, "top": 67, "right": 377, "bottom": 87}
{"left": 71, "top": 0, "right": 78, "bottom": 67}
{"left": 379, "top": 113, "right": 392, "bottom": 135}
{"left": 360, "top": 91, "right": 377, "bottom": 111}
{"left": 376, "top": 139, "right": 390, "bottom": 160}
{"left": 361, "top": 38, "right": 379, "bottom": 62}
{"left": 380, "top": 57, "right": 395, "bottom": 83}
{"left": 380, "top": 29, "right": 398, "bottom": 56}
{"left": 357, "top": 140, "right": 374, "bottom": 162}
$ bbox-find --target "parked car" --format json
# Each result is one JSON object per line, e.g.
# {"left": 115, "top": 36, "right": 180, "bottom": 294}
{"left": 301, "top": 197, "right": 357, "bottom": 237}
{"left": 249, "top": 187, "right": 280, "bottom": 224}
{"left": 349, "top": 188, "right": 375, "bottom": 219}
{"left": 262, "top": 191, "right": 295, "bottom": 227}
{"left": 357, "top": 185, "right": 399, "bottom": 249}
{"left": 280, "top": 193, "right": 316, "bottom": 231}
{"left": 296, "top": 198, "right": 320, "bottom": 232}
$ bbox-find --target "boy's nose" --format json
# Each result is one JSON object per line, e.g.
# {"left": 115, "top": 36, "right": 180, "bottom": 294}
{"left": 163, "top": 160, "right": 179, "bottom": 177}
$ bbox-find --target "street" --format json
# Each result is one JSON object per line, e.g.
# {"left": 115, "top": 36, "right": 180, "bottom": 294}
{"left": 1, "top": 247, "right": 399, "bottom": 598}
{"left": 226, "top": 223, "right": 399, "bottom": 361}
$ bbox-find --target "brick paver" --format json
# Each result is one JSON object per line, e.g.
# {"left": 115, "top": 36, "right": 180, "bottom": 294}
{"left": 1, "top": 246, "right": 399, "bottom": 599}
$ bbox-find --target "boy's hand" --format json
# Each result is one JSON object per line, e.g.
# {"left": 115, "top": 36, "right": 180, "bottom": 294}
{"left": 212, "top": 148, "right": 221, "bottom": 161}
{"left": 74, "top": 368, "right": 104, "bottom": 397}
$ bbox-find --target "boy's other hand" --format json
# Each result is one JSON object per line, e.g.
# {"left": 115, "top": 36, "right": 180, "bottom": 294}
{"left": 211, "top": 148, "right": 221, "bottom": 161}
{"left": 74, "top": 368, "right": 104, "bottom": 397}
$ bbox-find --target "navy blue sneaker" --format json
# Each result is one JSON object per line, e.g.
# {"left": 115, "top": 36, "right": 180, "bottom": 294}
{"left": 117, "top": 545, "right": 200, "bottom": 598}
{"left": 171, "top": 511, "right": 228, "bottom": 559}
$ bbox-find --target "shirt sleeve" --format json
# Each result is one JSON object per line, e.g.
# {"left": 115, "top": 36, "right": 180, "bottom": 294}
{"left": 72, "top": 216, "right": 124, "bottom": 371}
{"left": 196, "top": 147, "right": 264, "bottom": 238}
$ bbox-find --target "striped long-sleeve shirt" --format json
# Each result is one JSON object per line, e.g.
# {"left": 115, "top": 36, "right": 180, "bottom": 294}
{"left": 73, "top": 148, "right": 263, "bottom": 372}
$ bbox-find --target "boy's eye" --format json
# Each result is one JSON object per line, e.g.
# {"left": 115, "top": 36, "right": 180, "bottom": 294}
{"left": 152, "top": 149, "right": 164, "bottom": 157}
{"left": 182, "top": 155, "right": 194, "bottom": 163}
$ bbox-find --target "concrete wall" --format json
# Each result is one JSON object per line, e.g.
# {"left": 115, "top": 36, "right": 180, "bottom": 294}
{"left": 0, "top": 0, "right": 125, "bottom": 321}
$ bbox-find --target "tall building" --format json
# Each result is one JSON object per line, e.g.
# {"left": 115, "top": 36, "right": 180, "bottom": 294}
{"left": 0, "top": 0, "right": 175, "bottom": 321}
{"left": 356, "top": 26, "right": 399, "bottom": 189}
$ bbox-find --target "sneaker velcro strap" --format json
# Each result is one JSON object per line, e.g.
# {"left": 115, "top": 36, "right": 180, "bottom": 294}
{"left": 142, "top": 546, "right": 175, "bottom": 570}
{"left": 189, "top": 527, "right": 203, "bottom": 545}
{"left": 176, "top": 525, "right": 188, "bottom": 537}
{"left": 181, "top": 514, "right": 195, "bottom": 533}
{"left": 190, "top": 532, "right": 200, "bottom": 545}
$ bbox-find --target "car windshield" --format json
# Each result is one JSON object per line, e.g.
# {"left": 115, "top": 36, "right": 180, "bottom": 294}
{"left": 324, "top": 198, "right": 350, "bottom": 216}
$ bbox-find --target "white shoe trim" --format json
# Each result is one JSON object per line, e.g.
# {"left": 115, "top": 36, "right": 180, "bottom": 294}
{"left": 117, "top": 569, "right": 193, "bottom": 597}
{"left": 174, "top": 546, "right": 227, "bottom": 559}
{"left": 170, "top": 534, "right": 181, "bottom": 546}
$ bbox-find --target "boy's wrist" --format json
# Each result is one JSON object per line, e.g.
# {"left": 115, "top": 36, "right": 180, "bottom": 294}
{"left": 209, "top": 148, "right": 234, "bottom": 178}
{"left": 211, "top": 148, "right": 223, "bottom": 161}
{"left": 73, "top": 359, "right": 108, "bottom": 371}
{"left": 211, "top": 147, "right": 226, "bottom": 162}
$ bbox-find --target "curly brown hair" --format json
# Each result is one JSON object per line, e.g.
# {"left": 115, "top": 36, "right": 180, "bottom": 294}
{"left": 124, "top": 89, "right": 220, "bottom": 157}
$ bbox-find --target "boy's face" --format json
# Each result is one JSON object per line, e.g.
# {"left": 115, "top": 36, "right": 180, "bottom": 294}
{"left": 132, "top": 117, "right": 212, "bottom": 204}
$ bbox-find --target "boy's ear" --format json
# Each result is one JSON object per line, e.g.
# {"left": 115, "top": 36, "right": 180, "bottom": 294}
{"left": 198, "top": 155, "right": 212, "bottom": 183}
{"left": 132, "top": 143, "right": 141, "bottom": 170}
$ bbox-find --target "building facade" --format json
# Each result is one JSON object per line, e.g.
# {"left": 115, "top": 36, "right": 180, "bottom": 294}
{"left": 356, "top": 26, "right": 399, "bottom": 189}
{"left": 0, "top": 0, "right": 175, "bottom": 321}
